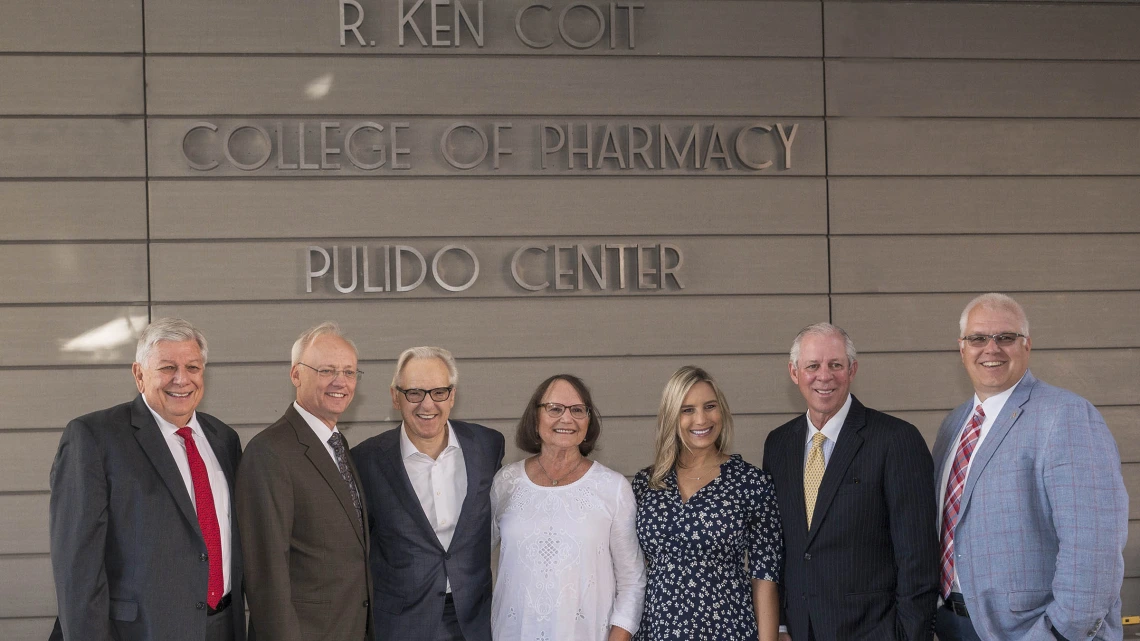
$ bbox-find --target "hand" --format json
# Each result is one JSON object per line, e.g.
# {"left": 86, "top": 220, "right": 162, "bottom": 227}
{"left": 778, "top": 634, "right": 793, "bottom": 641}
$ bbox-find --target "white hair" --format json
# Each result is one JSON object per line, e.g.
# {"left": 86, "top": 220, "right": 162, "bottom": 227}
{"left": 136, "top": 318, "right": 208, "bottom": 366}
{"left": 789, "top": 322, "right": 857, "bottom": 369}
{"left": 291, "top": 321, "right": 358, "bottom": 366}
{"left": 391, "top": 346, "right": 459, "bottom": 388}
{"left": 959, "top": 293, "right": 1029, "bottom": 337}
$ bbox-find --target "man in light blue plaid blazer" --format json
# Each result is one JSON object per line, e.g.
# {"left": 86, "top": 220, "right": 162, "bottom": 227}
{"left": 932, "top": 293, "right": 1128, "bottom": 641}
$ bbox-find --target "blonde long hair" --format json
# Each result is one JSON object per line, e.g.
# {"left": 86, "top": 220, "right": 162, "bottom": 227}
{"left": 647, "top": 365, "right": 734, "bottom": 490}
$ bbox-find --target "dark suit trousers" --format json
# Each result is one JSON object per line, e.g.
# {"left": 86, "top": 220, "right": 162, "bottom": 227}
{"left": 206, "top": 606, "right": 236, "bottom": 641}
{"left": 934, "top": 604, "right": 982, "bottom": 641}
{"left": 433, "top": 595, "right": 464, "bottom": 641}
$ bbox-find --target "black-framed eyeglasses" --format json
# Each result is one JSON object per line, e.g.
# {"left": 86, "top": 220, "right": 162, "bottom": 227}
{"left": 538, "top": 403, "right": 590, "bottom": 419}
{"left": 298, "top": 362, "right": 362, "bottom": 381}
{"left": 960, "top": 332, "right": 1027, "bottom": 348}
{"left": 396, "top": 386, "right": 454, "bottom": 403}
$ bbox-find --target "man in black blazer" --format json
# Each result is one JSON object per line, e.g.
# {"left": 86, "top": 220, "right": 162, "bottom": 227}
{"left": 352, "top": 346, "right": 505, "bottom": 641}
{"left": 49, "top": 318, "right": 245, "bottom": 641}
{"left": 763, "top": 323, "right": 938, "bottom": 641}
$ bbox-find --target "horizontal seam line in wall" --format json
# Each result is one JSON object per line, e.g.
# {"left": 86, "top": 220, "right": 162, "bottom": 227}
{"left": 823, "top": 56, "right": 1140, "bottom": 63}
{"left": 831, "top": 231, "right": 1140, "bottom": 237}
{"left": 825, "top": 115, "right": 1140, "bottom": 120}
{"left": 139, "top": 53, "right": 821, "bottom": 60}
{"left": 825, "top": 174, "right": 1140, "bottom": 178}
{"left": 0, "top": 490, "right": 50, "bottom": 496}
{"left": 0, "top": 553, "right": 51, "bottom": 560}
{"left": 0, "top": 113, "right": 144, "bottom": 118}
{"left": 142, "top": 233, "right": 821, "bottom": 242}
{"left": 140, "top": 114, "right": 826, "bottom": 119}
{"left": 104, "top": 174, "right": 824, "bottom": 181}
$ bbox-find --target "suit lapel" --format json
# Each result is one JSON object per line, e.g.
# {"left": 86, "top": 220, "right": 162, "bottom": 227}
{"left": 781, "top": 417, "right": 811, "bottom": 539}
{"left": 130, "top": 395, "right": 201, "bottom": 536}
{"left": 378, "top": 429, "right": 444, "bottom": 550}
{"left": 958, "top": 372, "right": 1036, "bottom": 519}
{"left": 199, "top": 415, "right": 237, "bottom": 488}
{"left": 805, "top": 396, "right": 866, "bottom": 547}
{"left": 932, "top": 402, "right": 972, "bottom": 489}
{"left": 450, "top": 423, "right": 484, "bottom": 546}
{"left": 285, "top": 406, "right": 367, "bottom": 548}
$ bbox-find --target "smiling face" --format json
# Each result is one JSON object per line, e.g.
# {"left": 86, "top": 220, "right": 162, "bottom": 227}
{"left": 677, "top": 381, "right": 722, "bottom": 455}
{"left": 392, "top": 357, "right": 455, "bottom": 452}
{"left": 132, "top": 339, "right": 206, "bottom": 427}
{"left": 789, "top": 332, "right": 857, "bottom": 429}
{"left": 960, "top": 304, "right": 1031, "bottom": 401}
{"left": 536, "top": 378, "right": 589, "bottom": 454}
{"left": 291, "top": 334, "right": 357, "bottom": 429}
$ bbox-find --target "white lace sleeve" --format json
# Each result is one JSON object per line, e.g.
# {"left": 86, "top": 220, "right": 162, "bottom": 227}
{"left": 607, "top": 474, "right": 647, "bottom": 635}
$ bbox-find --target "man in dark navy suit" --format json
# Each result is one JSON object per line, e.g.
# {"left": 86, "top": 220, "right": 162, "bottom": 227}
{"left": 763, "top": 323, "right": 938, "bottom": 641}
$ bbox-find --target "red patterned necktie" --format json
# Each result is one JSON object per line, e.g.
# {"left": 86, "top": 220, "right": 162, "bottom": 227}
{"left": 939, "top": 405, "right": 985, "bottom": 599}
{"left": 176, "top": 427, "right": 224, "bottom": 609}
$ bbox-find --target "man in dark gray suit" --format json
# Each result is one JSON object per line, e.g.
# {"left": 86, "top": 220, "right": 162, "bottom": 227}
{"left": 49, "top": 318, "right": 245, "bottom": 641}
{"left": 353, "top": 346, "right": 505, "bottom": 641}
{"left": 237, "top": 321, "right": 372, "bottom": 641}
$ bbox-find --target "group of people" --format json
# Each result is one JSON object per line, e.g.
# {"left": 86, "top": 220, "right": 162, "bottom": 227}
{"left": 47, "top": 292, "right": 1128, "bottom": 641}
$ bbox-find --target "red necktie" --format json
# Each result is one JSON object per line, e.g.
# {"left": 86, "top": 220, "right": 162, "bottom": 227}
{"left": 939, "top": 405, "right": 985, "bottom": 599}
{"left": 176, "top": 427, "right": 224, "bottom": 609}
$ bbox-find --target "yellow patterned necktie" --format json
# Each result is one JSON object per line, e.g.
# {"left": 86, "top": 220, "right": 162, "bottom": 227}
{"left": 804, "top": 432, "right": 827, "bottom": 528}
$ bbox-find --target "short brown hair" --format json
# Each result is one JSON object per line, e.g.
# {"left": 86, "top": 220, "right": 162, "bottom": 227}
{"left": 515, "top": 374, "right": 602, "bottom": 456}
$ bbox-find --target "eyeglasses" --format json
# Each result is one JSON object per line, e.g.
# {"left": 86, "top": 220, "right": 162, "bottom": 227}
{"left": 395, "top": 386, "right": 454, "bottom": 403}
{"left": 298, "top": 362, "right": 362, "bottom": 381}
{"left": 960, "top": 333, "right": 1027, "bottom": 348}
{"left": 538, "top": 403, "right": 590, "bottom": 419}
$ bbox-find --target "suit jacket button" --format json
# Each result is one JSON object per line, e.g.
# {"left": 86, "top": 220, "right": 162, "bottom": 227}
{"left": 196, "top": 602, "right": 205, "bottom": 610}
{"left": 803, "top": 553, "right": 811, "bottom": 560}
{"left": 363, "top": 600, "right": 370, "bottom": 608}
{"left": 200, "top": 553, "right": 208, "bottom": 562}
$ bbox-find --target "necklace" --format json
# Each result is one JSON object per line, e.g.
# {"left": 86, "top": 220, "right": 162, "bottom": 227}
{"left": 535, "top": 456, "right": 584, "bottom": 486}
{"left": 680, "top": 458, "right": 723, "bottom": 481}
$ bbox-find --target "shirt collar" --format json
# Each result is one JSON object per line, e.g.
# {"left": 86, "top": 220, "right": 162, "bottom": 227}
{"left": 293, "top": 401, "right": 340, "bottom": 445}
{"left": 142, "top": 394, "right": 201, "bottom": 437}
{"left": 805, "top": 393, "right": 853, "bottom": 445}
{"left": 399, "top": 421, "right": 461, "bottom": 460}
{"left": 972, "top": 372, "right": 1026, "bottom": 416}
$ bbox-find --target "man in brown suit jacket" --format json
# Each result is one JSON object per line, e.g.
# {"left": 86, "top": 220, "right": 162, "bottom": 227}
{"left": 236, "top": 321, "right": 372, "bottom": 641}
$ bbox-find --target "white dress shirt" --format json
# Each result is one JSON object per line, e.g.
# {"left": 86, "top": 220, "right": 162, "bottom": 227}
{"left": 937, "top": 374, "right": 1024, "bottom": 592}
{"left": 802, "top": 393, "right": 853, "bottom": 471}
{"left": 144, "top": 397, "right": 232, "bottom": 594}
{"left": 292, "top": 401, "right": 343, "bottom": 465}
{"left": 400, "top": 421, "right": 467, "bottom": 592}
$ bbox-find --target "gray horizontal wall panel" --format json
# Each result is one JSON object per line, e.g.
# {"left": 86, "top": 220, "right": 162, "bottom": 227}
{"left": 146, "top": 57, "right": 823, "bottom": 116}
{"left": 828, "top": 120, "right": 1140, "bottom": 176}
{"left": 832, "top": 292, "right": 1140, "bottom": 352}
{"left": 0, "top": 0, "right": 141, "bottom": 53}
{"left": 145, "top": 0, "right": 821, "bottom": 57}
{"left": 0, "top": 369, "right": 137, "bottom": 430}
{"left": 0, "top": 306, "right": 149, "bottom": 367}
{"left": 0, "top": 619, "right": 55, "bottom": 641}
{"left": 0, "top": 244, "right": 149, "bottom": 304}
{"left": 193, "top": 354, "right": 806, "bottom": 425}
{"left": 831, "top": 235, "right": 1139, "bottom": 293}
{"left": 149, "top": 117, "right": 825, "bottom": 177}
{"left": 0, "top": 432, "right": 62, "bottom": 492}
{"left": 0, "top": 495, "right": 50, "bottom": 555}
{"left": 829, "top": 177, "right": 1140, "bottom": 235}
{"left": 0, "top": 181, "right": 147, "bottom": 241}
{"left": 153, "top": 296, "right": 829, "bottom": 362}
{"left": 826, "top": 60, "right": 1140, "bottom": 118}
{"left": 1129, "top": 521, "right": 1140, "bottom": 578}
{"left": 149, "top": 178, "right": 827, "bottom": 239}
{"left": 0, "top": 119, "right": 145, "bottom": 178}
{"left": 0, "top": 57, "right": 143, "bottom": 115}
{"left": 1129, "top": 465, "right": 1140, "bottom": 520}
{"left": 824, "top": 2, "right": 1140, "bottom": 60}
{"left": 852, "top": 350, "right": 1139, "bottom": 412}
{"left": 149, "top": 237, "right": 829, "bottom": 300}
{"left": 0, "top": 556, "right": 54, "bottom": 617}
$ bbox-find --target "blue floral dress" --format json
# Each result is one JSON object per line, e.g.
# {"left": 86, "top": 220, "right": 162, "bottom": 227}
{"left": 632, "top": 454, "right": 783, "bottom": 641}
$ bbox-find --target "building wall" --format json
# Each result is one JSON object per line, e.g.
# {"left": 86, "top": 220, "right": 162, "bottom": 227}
{"left": 0, "top": 0, "right": 1136, "bottom": 636}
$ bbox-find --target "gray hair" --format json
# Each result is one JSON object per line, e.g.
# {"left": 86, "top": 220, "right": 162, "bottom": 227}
{"left": 291, "top": 321, "right": 358, "bottom": 366}
{"left": 391, "top": 346, "right": 459, "bottom": 389}
{"left": 136, "top": 318, "right": 208, "bottom": 366}
{"left": 789, "top": 322, "right": 857, "bottom": 369}
{"left": 959, "top": 293, "right": 1029, "bottom": 337}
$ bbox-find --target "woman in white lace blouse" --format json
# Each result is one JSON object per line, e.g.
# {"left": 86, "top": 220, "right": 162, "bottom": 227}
{"left": 491, "top": 374, "right": 646, "bottom": 641}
